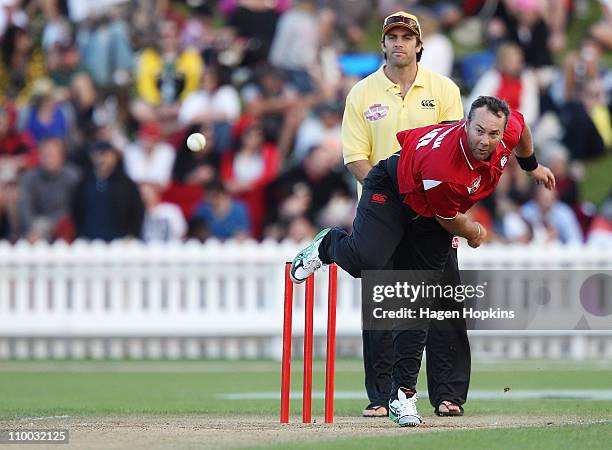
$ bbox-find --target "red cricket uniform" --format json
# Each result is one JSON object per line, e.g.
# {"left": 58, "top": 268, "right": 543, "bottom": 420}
{"left": 396, "top": 110, "right": 525, "bottom": 219}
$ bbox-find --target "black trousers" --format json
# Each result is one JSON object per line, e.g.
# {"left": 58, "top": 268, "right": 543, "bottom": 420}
{"left": 320, "top": 157, "right": 470, "bottom": 408}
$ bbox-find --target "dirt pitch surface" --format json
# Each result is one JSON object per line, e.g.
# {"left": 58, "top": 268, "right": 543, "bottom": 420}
{"left": 1, "top": 414, "right": 599, "bottom": 450}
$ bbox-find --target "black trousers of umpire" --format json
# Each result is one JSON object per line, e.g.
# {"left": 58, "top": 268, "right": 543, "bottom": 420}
{"left": 319, "top": 157, "right": 471, "bottom": 408}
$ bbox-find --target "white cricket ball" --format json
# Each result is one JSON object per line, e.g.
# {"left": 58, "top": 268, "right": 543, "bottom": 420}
{"left": 187, "top": 132, "right": 207, "bottom": 152}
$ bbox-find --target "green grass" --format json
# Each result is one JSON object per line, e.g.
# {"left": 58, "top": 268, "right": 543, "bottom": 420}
{"left": 1, "top": 359, "right": 611, "bottom": 448}
{"left": 0, "top": 359, "right": 611, "bottom": 418}
{"left": 262, "top": 423, "right": 612, "bottom": 450}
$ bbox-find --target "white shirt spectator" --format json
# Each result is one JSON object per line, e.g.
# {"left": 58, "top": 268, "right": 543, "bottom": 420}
{"left": 293, "top": 116, "right": 342, "bottom": 163}
{"left": 0, "top": 0, "right": 28, "bottom": 37}
{"left": 124, "top": 141, "right": 175, "bottom": 187}
{"left": 269, "top": 6, "right": 319, "bottom": 71}
{"left": 142, "top": 202, "right": 187, "bottom": 242}
{"left": 420, "top": 33, "right": 454, "bottom": 78}
{"left": 178, "top": 85, "right": 241, "bottom": 126}
{"left": 521, "top": 200, "right": 583, "bottom": 244}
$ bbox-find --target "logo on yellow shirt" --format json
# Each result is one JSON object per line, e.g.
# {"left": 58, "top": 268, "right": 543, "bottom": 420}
{"left": 364, "top": 103, "right": 389, "bottom": 121}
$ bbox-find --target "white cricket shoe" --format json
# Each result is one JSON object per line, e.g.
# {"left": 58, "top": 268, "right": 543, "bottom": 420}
{"left": 289, "top": 228, "right": 331, "bottom": 284}
{"left": 389, "top": 387, "right": 423, "bottom": 427}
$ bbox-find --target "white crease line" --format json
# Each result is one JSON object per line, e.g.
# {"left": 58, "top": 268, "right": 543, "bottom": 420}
{"left": 216, "top": 389, "right": 612, "bottom": 401}
{"left": 16, "top": 415, "right": 71, "bottom": 421}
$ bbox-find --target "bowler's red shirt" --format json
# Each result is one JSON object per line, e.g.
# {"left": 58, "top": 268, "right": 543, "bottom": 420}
{"left": 396, "top": 110, "right": 525, "bottom": 219}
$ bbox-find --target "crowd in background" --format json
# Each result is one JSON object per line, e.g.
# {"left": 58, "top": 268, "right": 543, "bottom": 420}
{"left": 0, "top": 0, "right": 610, "bottom": 246}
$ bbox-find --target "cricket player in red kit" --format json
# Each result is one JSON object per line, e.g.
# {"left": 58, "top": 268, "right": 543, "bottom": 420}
{"left": 290, "top": 96, "right": 555, "bottom": 426}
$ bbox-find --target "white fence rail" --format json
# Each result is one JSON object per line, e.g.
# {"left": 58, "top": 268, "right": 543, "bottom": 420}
{"left": 0, "top": 240, "right": 610, "bottom": 359}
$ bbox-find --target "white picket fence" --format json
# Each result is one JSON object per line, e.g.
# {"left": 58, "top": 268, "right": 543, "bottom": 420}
{"left": 0, "top": 240, "right": 610, "bottom": 360}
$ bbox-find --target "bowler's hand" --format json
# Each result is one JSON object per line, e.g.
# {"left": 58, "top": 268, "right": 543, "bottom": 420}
{"left": 528, "top": 164, "right": 556, "bottom": 190}
{"left": 467, "top": 222, "right": 487, "bottom": 248}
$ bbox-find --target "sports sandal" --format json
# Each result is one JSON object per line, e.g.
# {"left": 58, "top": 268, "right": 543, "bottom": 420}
{"left": 435, "top": 400, "right": 464, "bottom": 416}
{"left": 362, "top": 404, "right": 389, "bottom": 417}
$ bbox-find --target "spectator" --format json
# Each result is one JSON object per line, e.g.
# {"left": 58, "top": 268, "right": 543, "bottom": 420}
{"left": 545, "top": 145, "right": 580, "bottom": 208}
{"left": 178, "top": 64, "right": 240, "bottom": 151}
{"left": 418, "top": 10, "right": 454, "bottom": 78}
{"left": 75, "top": 9, "right": 134, "bottom": 88}
{"left": 468, "top": 43, "right": 539, "bottom": 125}
{"left": 582, "top": 78, "right": 612, "bottom": 150}
{"left": 72, "top": 140, "right": 144, "bottom": 241}
{"left": 192, "top": 179, "right": 251, "bottom": 241}
{"left": 293, "top": 101, "right": 342, "bottom": 163}
{"left": 66, "top": 72, "right": 101, "bottom": 150}
{"left": 591, "top": 0, "right": 612, "bottom": 51}
{"left": 587, "top": 196, "right": 612, "bottom": 247}
{"left": 18, "top": 137, "right": 80, "bottom": 242}
{"left": 46, "top": 36, "right": 82, "bottom": 89}
{"left": 185, "top": 216, "right": 210, "bottom": 243}
{"left": 134, "top": 19, "right": 203, "bottom": 126}
{"left": 0, "top": 184, "right": 17, "bottom": 241}
{"left": 264, "top": 142, "right": 350, "bottom": 237}
{"left": 226, "top": 0, "right": 280, "bottom": 70}
{"left": 555, "top": 37, "right": 605, "bottom": 104}
{"left": 243, "top": 65, "right": 305, "bottom": 158}
{"left": 124, "top": 121, "right": 175, "bottom": 188}
{"left": 41, "top": 0, "right": 71, "bottom": 53}
{"left": 0, "top": 101, "right": 37, "bottom": 182}
{"left": 172, "top": 124, "right": 219, "bottom": 186}
{"left": 316, "top": 190, "right": 356, "bottom": 231}
{"left": 178, "top": 65, "right": 241, "bottom": 127}
{"left": 499, "top": 205, "right": 533, "bottom": 244}
{"left": 0, "top": 0, "right": 28, "bottom": 38}
{"left": 561, "top": 78, "right": 609, "bottom": 160}
{"left": 319, "top": 0, "right": 373, "bottom": 51}
{"left": 220, "top": 122, "right": 280, "bottom": 238}
{"left": 488, "top": 0, "right": 553, "bottom": 69}
{"left": 0, "top": 24, "right": 46, "bottom": 106}
{"left": 286, "top": 215, "right": 317, "bottom": 242}
{"left": 20, "top": 78, "right": 69, "bottom": 143}
{"left": 140, "top": 183, "right": 186, "bottom": 242}
{"left": 179, "top": 2, "right": 215, "bottom": 55}
{"left": 268, "top": 0, "right": 319, "bottom": 94}
{"left": 521, "top": 185, "right": 583, "bottom": 244}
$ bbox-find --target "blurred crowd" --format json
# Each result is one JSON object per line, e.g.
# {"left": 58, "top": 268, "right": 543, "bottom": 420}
{"left": 0, "top": 0, "right": 610, "bottom": 246}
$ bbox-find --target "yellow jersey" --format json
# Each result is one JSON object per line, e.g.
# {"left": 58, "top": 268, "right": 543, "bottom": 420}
{"left": 342, "top": 64, "right": 463, "bottom": 170}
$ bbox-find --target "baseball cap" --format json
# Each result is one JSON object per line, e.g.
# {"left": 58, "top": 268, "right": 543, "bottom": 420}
{"left": 89, "top": 140, "right": 116, "bottom": 153}
{"left": 382, "top": 11, "right": 421, "bottom": 40}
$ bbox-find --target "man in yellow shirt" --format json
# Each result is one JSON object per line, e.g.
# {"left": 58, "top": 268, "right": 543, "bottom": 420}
{"left": 341, "top": 11, "right": 468, "bottom": 418}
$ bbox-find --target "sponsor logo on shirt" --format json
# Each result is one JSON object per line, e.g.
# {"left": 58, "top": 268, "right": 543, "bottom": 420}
{"left": 371, "top": 193, "right": 388, "bottom": 204}
{"left": 421, "top": 99, "right": 435, "bottom": 108}
{"left": 452, "top": 236, "right": 460, "bottom": 248}
{"left": 467, "top": 176, "right": 482, "bottom": 195}
{"left": 500, "top": 155, "right": 508, "bottom": 168}
{"left": 364, "top": 104, "right": 389, "bottom": 121}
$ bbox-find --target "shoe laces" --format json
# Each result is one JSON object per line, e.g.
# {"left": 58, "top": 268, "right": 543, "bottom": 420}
{"left": 397, "top": 392, "right": 419, "bottom": 418}
{"left": 303, "top": 257, "right": 322, "bottom": 272}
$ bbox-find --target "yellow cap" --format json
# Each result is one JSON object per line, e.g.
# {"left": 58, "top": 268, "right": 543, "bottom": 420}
{"left": 382, "top": 11, "right": 421, "bottom": 40}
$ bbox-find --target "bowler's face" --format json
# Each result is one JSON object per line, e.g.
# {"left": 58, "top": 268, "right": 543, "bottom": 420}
{"left": 466, "top": 107, "right": 506, "bottom": 161}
